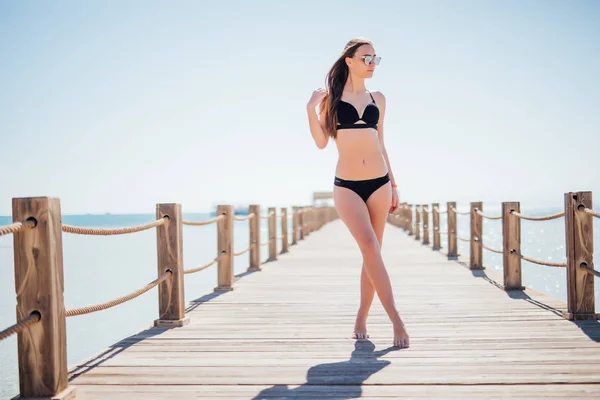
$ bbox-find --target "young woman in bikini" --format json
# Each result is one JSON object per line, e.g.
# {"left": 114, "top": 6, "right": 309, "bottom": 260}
{"left": 306, "top": 37, "right": 409, "bottom": 348}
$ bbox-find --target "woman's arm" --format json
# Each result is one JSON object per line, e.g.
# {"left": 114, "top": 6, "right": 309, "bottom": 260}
{"left": 307, "top": 88, "right": 329, "bottom": 149}
{"left": 374, "top": 91, "right": 398, "bottom": 189}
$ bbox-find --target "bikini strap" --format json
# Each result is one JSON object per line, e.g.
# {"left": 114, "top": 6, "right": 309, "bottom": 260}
{"left": 368, "top": 90, "right": 376, "bottom": 104}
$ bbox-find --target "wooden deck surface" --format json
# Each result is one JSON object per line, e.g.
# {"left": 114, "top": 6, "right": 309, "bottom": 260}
{"left": 68, "top": 219, "right": 600, "bottom": 399}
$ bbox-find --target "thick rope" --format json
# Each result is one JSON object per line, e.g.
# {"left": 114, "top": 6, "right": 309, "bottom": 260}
{"left": 62, "top": 217, "right": 167, "bottom": 235}
{"left": 184, "top": 253, "right": 223, "bottom": 274}
{"left": 510, "top": 250, "right": 566, "bottom": 268}
{"left": 582, "top": 208, "right": 600, "bottom": 218}
{"left": 65, "top": 271, "right": 172, "bottom": 317}
{"left": 474, "top": 238, "right": 503, "bottom": 254}
{"left": 475, "top": 209, "right": 502, "bottom": 220}
{"left": 451, "top": 207, "right": 470, "bottom": 216}
{"left": 233, "top": 245, "right": 253, "bottom": 257}
{"left": 510, "top": 210, "right": 564, "bottom": 221}
{"left": 260, "top": 211, "right": 275, "bottom": 220}
{"left": 183, "top": 214, "right": 224, "bottom": 226}
{"left": 0, "top": 312, "right": 40, "bottom": 342}
{"left": 0, "top": 219, "right": 36, "bottom": 237}
{"left": 433, "top": 207, "right": 448, "bottom": 214}
{"left": 260, "top": 240, "right": 271, "bottom": 246}
{"left": 580, "top": 263, "right": 600, "bottom": 278}
{"left": 233, "top": 213, "right": 255, "bottom": 222}
{"left": 457, "top": 235, "right": 470, "bottom": 242}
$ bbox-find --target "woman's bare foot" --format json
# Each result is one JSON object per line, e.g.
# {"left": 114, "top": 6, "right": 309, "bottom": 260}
{"left": 393, "top": 321, "right": 410, "bottom": 348}
{"left": 352, "top": 315, "right": 369, "bottom": 339}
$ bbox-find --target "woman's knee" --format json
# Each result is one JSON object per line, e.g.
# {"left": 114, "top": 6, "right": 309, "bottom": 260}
{"left": 357, "top": 234, "right": 380, "bottom": 256}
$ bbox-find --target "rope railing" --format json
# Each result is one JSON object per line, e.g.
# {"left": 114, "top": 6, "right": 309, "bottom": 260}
{"left": 451, "top": 207, "right": 470, "bottom": 215}
{"left": 260, "top": 211, "right": 275, "bottom": 219}
{"left": 510, "top": 210, "right": 565, "bottom": 221}
{"left": 474, "top": 209, "right": 502, "bottom": 220}
{"left": 0, "top": 219, "right": 36, "bottom": 236}
{"left": 474, "top": 238, "right": 503, "bottom": 254}
{"left": 233, "top": 245, "right": 253, "bottom": 257}
{"left": 233, "top": 213, "right": 255, "bottom": 222}
{"left": 183, "top": 214, "right": 225, "bottom": 226}
{"left": 62, "top": 217, "right": 167, "bottom": 235}
{"left": 582, "top": 208, "right": 600, "bottom": 218}
{"left": 184, "top": 253, "right": 224, "bottom": 275}
{"left": 65, "top": 271, "right": 172, "bottom": 317}
{"left": 3, "top": 196, "right": 338, "bottom": 399}
{"left": 0, "top": 312, "right": 41, "bottom": 342}
{"left": 387, "top": 193, "right": 595, "bottom": 322}
{"left": 580, "top": 263, "right": 600, "bottom": 278}
{"left": 510, "top": 250, "right": 567, "bottom": 268}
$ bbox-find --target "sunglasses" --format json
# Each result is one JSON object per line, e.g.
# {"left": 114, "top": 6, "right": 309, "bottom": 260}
{"left": 361, "top": 55, "right": 381, "bottom": 66}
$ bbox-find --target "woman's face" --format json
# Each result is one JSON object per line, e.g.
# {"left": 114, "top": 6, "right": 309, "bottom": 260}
{"left": 346, "top": 44, "right": 379, "bottom": 79}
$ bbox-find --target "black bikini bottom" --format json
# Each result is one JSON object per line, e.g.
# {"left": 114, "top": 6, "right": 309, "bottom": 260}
{"left": 333, "top": 173, "right": 390, "bottom": 203}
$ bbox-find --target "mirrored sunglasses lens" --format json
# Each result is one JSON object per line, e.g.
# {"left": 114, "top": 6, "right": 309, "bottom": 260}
{"left": 373, "top": 57, "right": 381, "bottom": 65}
{"left": 363, "top": 55, "right": 373, "bottom": 65}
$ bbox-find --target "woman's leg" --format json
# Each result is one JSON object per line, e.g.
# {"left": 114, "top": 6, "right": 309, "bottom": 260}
{"left": 353, "top": 188, "right": 390, "bottom": 339}
{"left": 333, "top": 185, "right": 409, "bottom": 347}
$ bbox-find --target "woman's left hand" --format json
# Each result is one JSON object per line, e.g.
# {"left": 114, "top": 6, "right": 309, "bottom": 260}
{"left": 390, "top": 188, "right": 399, "bottom": 213}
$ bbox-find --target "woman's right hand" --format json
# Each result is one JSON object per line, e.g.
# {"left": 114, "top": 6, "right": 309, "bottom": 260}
{"left": 307, "top": 87, "right": 327, "bottom": 109}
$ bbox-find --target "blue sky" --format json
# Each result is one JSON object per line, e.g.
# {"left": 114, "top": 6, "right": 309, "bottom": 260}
{"left": 1, "top": 0, "right": 598, "bottom": 215}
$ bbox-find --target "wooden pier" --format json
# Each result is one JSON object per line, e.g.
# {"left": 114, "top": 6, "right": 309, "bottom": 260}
{"left": 1, "top": 193, "right": 600, "bottom": 399}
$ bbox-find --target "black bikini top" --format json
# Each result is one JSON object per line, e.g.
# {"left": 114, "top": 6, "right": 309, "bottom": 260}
{"left": 337, "top": 91, "right": 379, "bottom": 130}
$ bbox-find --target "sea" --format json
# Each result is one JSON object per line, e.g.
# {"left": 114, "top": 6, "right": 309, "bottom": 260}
{"left": 1, "top": 205, "right": 598, "bottom": 398}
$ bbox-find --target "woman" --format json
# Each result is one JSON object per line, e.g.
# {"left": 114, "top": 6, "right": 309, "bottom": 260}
{"left": 306, "top": 37, "right": 409, "bottom": 348}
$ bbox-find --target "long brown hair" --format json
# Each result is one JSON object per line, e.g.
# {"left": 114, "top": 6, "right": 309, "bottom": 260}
{"left": 320, "top": 38, "right": 373, "bottom": 139}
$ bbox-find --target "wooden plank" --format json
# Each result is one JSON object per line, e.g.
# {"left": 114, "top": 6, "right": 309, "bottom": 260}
{"left": 67, "top": 219, "right": 600, "bottom": 399}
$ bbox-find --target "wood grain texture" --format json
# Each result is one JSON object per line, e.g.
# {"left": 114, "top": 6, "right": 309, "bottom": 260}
{"left": 564, "top": 192, "right": 595, "bottom": 319}
{"left": 249, "top": 204, "right": 261, "bottom": 270}
{"left": 422, "top": 204, "right": 429, "bottom": 245}
{"left": 470, "top": 201, "right": 483, "bottom": 269}
{"left": 415, "top": 206, "right": 421, "bottom": 240}
{"left": 155, "top": 203, "right": 186, "bottom": 324}
{"left": 503, "top": 201, "right": 523, "bottom": 290}
{"left": 432, "top": 202, "right": 440, "bottom": 250}
{"left": 12, "top": 197, "right": 71, "bottom": 397}
{"left": 268, "top": 207, "right": 277, "bottom": 260}
{"left": 281, "top": 207, "right": 289, "bottom": 253}
{"left": 215, "top": 205, "right": 233, "bottom": 291}
{"left": 67, "top": 219, "right": 600, "bottom": 399}
{"left": 447, "top": 201, "right": 457, "bottom": 257}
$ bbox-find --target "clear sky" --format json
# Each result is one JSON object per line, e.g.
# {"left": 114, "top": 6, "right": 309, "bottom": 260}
{"left": 1, "top": 0, "right": 598, "bottom": 215}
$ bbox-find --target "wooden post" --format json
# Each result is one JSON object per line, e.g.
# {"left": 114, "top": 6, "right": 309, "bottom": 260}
{"left": 470, "top": 201, "right": 483, "bottom": 269}
{"left": 249, "top": 204, "right": 261, "bottom": 271}
{"left": 564, "top": 191, "right": 596, "bottom": 320}
{"left": 12, "top": 197, "right": 75, "bottom": 399}
{"left": 432, "top": 202, "right": 441, "bottom": 250}
{"left": 502, "top": 202, "right": 523, "bottom": 290}
{"left": 281, "top": 207, "right": 289, "bottom": 253}
{"left": 415, "top": 206, "right": 421, "bottom": 240}
{"left": 155, "top": 203, "right": 188, "bottom": 326}
{"left": 299, "top": 207, "right": 305, "bottom": 240}
{"left": 291, "top": 206, "right": 298, "bottom": 245}
{"left": 268, "top": 207, "right": 277, "bottom": 260}
{"left": 407, "top": 204, "right": 414, "bottom": 235}
{"left": 447, "top": 201, "right": 457, "bottom": 258}
{"left": 422, "top": 204, "right": 430, "bottom": 245}
{"left": 215, "top": 205, "right": 234, "bottom": 291}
